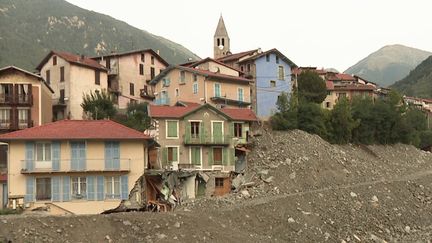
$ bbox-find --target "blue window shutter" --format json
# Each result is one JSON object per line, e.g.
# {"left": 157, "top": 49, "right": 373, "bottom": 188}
{"left": 25, "top": 142, "right": 34, "bottom": 171}
{"left": 96, "top": 176, "right": 104, "bottom": 201}
{"left": 104, "top": 142, "right": 112, "bottom": 170}
{"left": 71, "top": 143, "right": 78, "bottom": 170}
{"left": 52, "top": 177, "right": 61, "bottom": 201}
{"left": 120, "top": 175, "right": 128, "bottom": 200}
{"left": 62, "top": 176, "right": 70, "bottom": 201}
{"left": 25, "top": 176, "right": 34, "bottom": 202}
{"left": 87, "top": 176, "right": 95, "bottom": 201}
{"left": 52, "top": 141, "right": 61, "bottom": 171}
{"left": 113, "top": 142, "right": 120, "bottom": 170}
{"left": 80, "top": 143, "right": 86, "bottom": 170}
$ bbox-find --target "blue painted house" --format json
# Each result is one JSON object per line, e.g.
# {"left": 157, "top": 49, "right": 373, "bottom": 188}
{"left": 236, "top": 49, "right": 297, "bottom": 119}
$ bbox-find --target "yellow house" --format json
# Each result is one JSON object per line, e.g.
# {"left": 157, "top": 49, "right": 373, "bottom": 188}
{"left": 0, "top": 120, "right": 153, "bottom": 215}
{"left": 36, "top": 51, "right": 108, "bottom": 121}
{"left": 92, "top": 49, "right": 169, "bottom": 109}
{"left": 150, "top": 64, "right": 252, "bottom": 108}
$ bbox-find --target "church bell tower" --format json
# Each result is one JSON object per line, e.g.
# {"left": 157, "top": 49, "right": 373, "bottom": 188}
{"left": 213, "top": 15, "right": 230, "bottom": 59}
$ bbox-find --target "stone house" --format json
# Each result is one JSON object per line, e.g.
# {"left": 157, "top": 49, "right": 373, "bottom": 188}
{"left": 92, "top": 49, "right": 169, "bottom": 109}
{"left": 36, "top": 51, "right": 108, "bottom": 120}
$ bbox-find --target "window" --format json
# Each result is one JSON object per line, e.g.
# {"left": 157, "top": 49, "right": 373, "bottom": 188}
{"left": 234, "top": 123, "right": 243, "bottom": 138}
{"left": 276, "top": 56, "right": 279, "bottom": 64}
{"left": 36, "top": 178, "right": 51, "bottom": 201}
{"left": 214, "top": 83, "right": 221, "bottom": 97}
{"left": 142, "top": 85, "right": 148, "bottom": 95}
{"left": 151, "top": 56, "right": 155, "bottom": 65}
{"left": 238, "top": 88, "right": 244, "bottom": 102}
{"left": 71, "top": 177, "right": 86, "bottom": 199}
{"left": 326, "top": 102, "right": 331, "bottom": 108}
{"left": 139, "top": 64, "right": 144, "bottom": 75}
{"left": 60, "top": 66, "right": 65, "bottom": 82}
{"left": 217, "top": 38, "right": 220, "bottom": 46}
{"left": 0, "top": 84, "right": 12, "bottom": 102}
{"left": 193, "top": 74, "right": 197, "bottom": 82}
{"left": 175, "top": 88, "right": 179, "bottom": 97}
{"left": 191, "top": 121, "right": 200, "bottom": 138}
{"left": 266, "top": 54, "right": 270, "bottom": 62}
{"left": 150, "top": 67, "right": 155, "bottom": 79}
{"left": 141, "top": 53, "right": 145, "bottom": 62}
{"left": 105, "top": 176, "right": 120, "bottom": 199}
{"left": 222, "top": 38, "right": 225, "bottom": 46}
{"left": 215, "top": 178, "right": 224, "bottom": 188}
{"left": 240, "top": 66, "right": 244, "bottom": 72}
{"left": 247, "top": 64, "right": 251, "bottom": 72}
{"left": 53, "top": 56, "right": 57, "bottom": 65}
{"left": 278, "top": 66, "right": 285, "bottom": 80}
{"left": 106, "top": 58, "right": 111, "bottom": 69}
{"left": 180, "top": 71, "right": 185, "bottom": 83}
{"left": 95, "top": 70, "right": 100, "bottom": 85}
{"left": 59, "top": 89, "right": 65, "bottom": 103}
{"left": 270, "top": 80, "right": 276, "bottom": 88}
{"left": 213, "top": 147, "right": 223, "bottom": 165}
{"left": 0, "top": 109, "right": 10, "bottom": 124}
{"left": 166, "top": 120, "right": 178, "bottom": 138}
{"left": 46, "top": 70, "right": 50, "bottom": 84}
{"left": 190, "top": 147, "right": 201, "bottom": 165}
{"left": 18, "top": 109, "right": 28, "bottom": 126}
{"left": 193, "top": 82, "right": 198, "bottom": 94}
{"left": 130, "top": 83, "right": 134, "bottom": 96}
{"left": 167, "top": 147, "right": 178, "bottom": 163}
{"left": 36, "top": 143, "right": 51, "bottom": 161}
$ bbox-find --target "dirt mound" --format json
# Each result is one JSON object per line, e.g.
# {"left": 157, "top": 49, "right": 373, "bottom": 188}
{"left": 2, "top": 129, "right": 432, "bottom": 242}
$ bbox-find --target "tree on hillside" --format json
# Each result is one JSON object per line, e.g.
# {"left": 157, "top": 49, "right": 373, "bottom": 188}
{"left": 297, "top": 70, "right": 327, "bottom": 104}
{"left": 298, "top": 101, "right": 328, "bottom": 138}
{"left": 270, "top": 91, "right": 298, "bottom": 130}
{"left": 328, "top": 97, "right": 358, "bottom": 144}
{"left": 114, "top": 102, "right": 151, "bottom": 132}
{"left": 81, "top": 90, "right": 117, "bottom": 120}
{"left": 351, "top": 97, "right": 376, "bottom": 144}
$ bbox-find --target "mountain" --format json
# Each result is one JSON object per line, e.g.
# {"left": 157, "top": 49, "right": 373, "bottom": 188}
{"left": 0, "top": 0, "right": 199, "bottom": 71}
{"left": 390, "top": 56, "right": 432, "bottom": 98}
{"left": 344, "top": 44, "right": 431, "bottom": 87}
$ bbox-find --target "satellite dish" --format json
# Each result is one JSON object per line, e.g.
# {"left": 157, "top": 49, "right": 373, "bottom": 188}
{"left": 218, "top": 45, "right": 224, "bottom": 50}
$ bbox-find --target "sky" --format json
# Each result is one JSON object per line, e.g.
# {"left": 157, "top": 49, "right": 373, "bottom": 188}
{"left": 66, "top": 0, "right": 432, "bottom": 71}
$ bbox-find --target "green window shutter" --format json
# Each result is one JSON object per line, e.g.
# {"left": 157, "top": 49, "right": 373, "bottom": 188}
{"left": 167, "top": 121, "right": 178, "bottom": 137}
{"left": 185, "top": 123, "right": 190, "bottom": 143}
{"left": 200, "top": 122, "right": 205, "bottom": 142}
{"left": 230, "top": 123, "right": 234, "bottom": 137}
{"left": 191, "top": 147, "right": 201, "bottom": 165}
{"left": 223, "top": 148, "right": 228, "bottom": 166}
{"left": 172, "top": 147, "right": 178, "bottom": 162}
{"left": 162, "top": 148, "right": 168, "bottom": 168}
{"left": 229, "top": 148, "right": 235, "bottom": 166}
{"left": 208, "top": 148, "right": 213, "bottom": 166}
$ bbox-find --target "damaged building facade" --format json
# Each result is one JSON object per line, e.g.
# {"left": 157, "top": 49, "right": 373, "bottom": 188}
{"left": 0, "top": 119, "right": 155, "bottom": 215}
{"left": 144, "top": 102, "right": 258, "bottom": 209}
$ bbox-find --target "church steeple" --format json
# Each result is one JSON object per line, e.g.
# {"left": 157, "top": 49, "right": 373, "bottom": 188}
{"left": 213, "top": 15, "right": 230, "bottom": 59}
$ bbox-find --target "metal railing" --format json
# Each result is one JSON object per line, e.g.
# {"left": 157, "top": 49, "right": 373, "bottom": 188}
{"left": 183, "top": 132, "right": 231, "bottom": 145}
{"left": 154, "top": 97, "right": 170, "bottom": 105}
{"left": 20, "top": 158, "right": 131, "bottom": 173}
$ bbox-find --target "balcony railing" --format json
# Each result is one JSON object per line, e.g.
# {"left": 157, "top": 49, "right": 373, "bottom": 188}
{"left": 108, "top": 82, "right": 120, "bottom": 93}
{"left": 0, "top": 94, "right": 32, "bottom": 105}
{"left": 21, "top": 158, "right": 131, "bottom": 174}
{"left": 0, "top": 94, "right": 13, "bottom": 104}
{"left": 183, "top": 133, "right": 231, "bottom": 145}
{"left": 154, "top": 97, "right": 170, "bottom": 105}
{"left": 140, "top": 89, "right": 155, "bottom": 99}
{"left": 16, "top": 94, "right": 32, "bottom": 105}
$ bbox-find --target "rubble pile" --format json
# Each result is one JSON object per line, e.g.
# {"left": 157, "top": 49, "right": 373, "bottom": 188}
{"left": 2, "top": 129, "right": 432, "bottom": 242}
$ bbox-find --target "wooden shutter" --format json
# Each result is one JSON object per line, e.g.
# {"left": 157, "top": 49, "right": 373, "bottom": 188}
{"left": 86, "top": 176, "right": 95, "bottom": 201}
{"left": 120, "top": 175, "right": 128, "bottom": 200}
{"left": 208, "top": 148, "right": 213, "bottom": 166}
{"left": 52, "top": 141, "right": 60, "bottom": 171}
{"left": 51, "top": 177, "right": 61, "bottom": 202}
{"left": 25, "top": 142, "right": 34, "bottom": 171}
{"left": 25, "top": 176, "right": 34, "bottom": 202}
{"left": 62, "top": 176, "right": 70, "bottom": 201}
{"left": 96, "top": 176, "right": 104, "bottom": 201}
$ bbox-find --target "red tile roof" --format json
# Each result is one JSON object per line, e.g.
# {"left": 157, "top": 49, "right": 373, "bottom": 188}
{"left": 331, "top": 84, "right": 376, "bottom": 91}
{"left": 91, "top": 49, "right": 169, "bottom": 67}
{"left": 149, "top": 104, "right": 258, "bottom": 121}
{"left": 148, "top": 105, "right": 197, "bottom": 119}
{"left": 217, "top": 49, "right": 259, "bottom": 63}
{"left": 176, "top": 101, "right": 201, "bottom": 107}
{"left": 184, "top": 57, "right": 244, "bottom": 74}
{"left": 327, "top": 73, "right": 356, "bottom": 81}
{"left": 0, "top": 174, "right": 6, "bottom": 182}
{"left": 326, "top": 81, "right": 334, "bottom": 90}
{"left": 0, "top": 120, "right": 151, "bottom": 140}
{"left": 220, "top": 108, "right": 258, "bottom": 121}
{"left": 36, "top": 51, "right": 107, "bottom": 71}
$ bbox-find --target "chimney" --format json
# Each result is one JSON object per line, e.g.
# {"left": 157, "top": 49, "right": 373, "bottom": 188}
{"left": 80, "top": 54, "right": 85, "bottom": 60}
{"left": 156, "top": 50, "right": 160, "bottom": 55}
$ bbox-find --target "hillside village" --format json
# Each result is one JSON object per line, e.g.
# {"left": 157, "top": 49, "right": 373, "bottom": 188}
{"left": 0, "top": 15, "right": 430, "bottom": 218}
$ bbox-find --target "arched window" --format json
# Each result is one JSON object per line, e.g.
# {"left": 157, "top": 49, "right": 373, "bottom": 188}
{"left": 217, "top": 38, "right": 220, "bottom": 46}
{"left": 222, "top": 38, "right": 225, "bottom": 46}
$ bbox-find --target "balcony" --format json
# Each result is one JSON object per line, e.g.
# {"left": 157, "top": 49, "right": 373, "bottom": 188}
{"left": 0, "top": 94, "right": 13, "bottom": 105}
{"left": 210, "top": 96, "right": 251, "bottom": 107}
{"left": 183, "top": 133, "right": 231, "bottom": 146}
{"left": 0, "top": 119, "right": 33, "bottom": 131}
{"left": 20, "top": 158, "right": 131, "bottom": 174}
{"left": 108, "top": 81, "right": 120, "bottom": 93}
{"left": 140, "top": 89, "right": 155, "bottom": 99}
{"left": 16, "top": 94, "right": 33, "bottom": 105}
{"left": 154, "top": 97, "right": 170, "bottom": 105}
